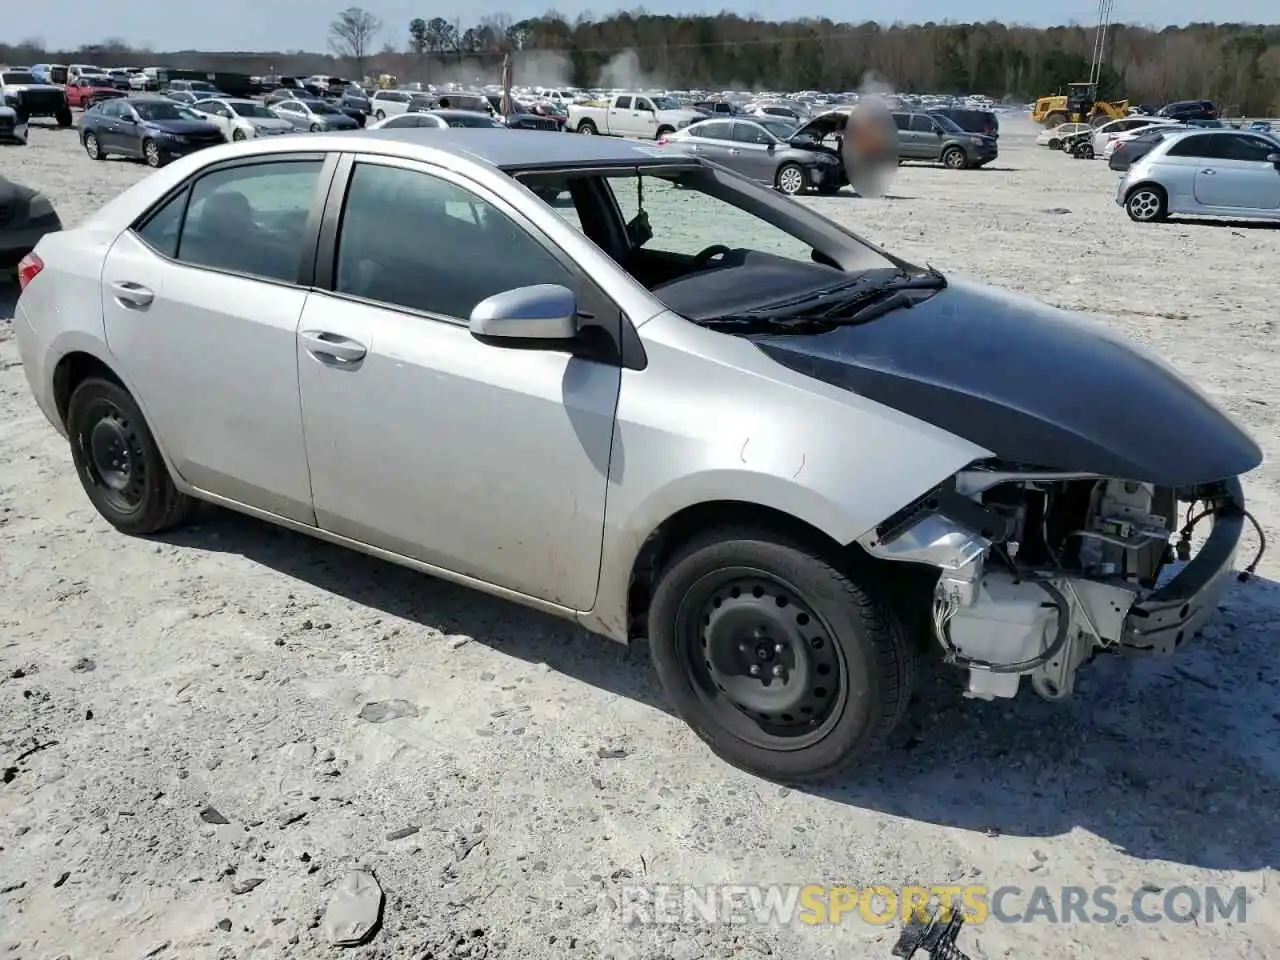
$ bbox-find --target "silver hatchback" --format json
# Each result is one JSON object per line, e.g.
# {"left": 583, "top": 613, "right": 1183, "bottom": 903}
{"left": 12, "top": 131, "right": 1262, "bottom": 782}
{"left": 1117, "top": 128, "right": 1280, "bottom": 223}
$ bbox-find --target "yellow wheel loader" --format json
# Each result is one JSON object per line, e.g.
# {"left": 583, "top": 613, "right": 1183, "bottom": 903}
{"left": 1033, "top": 83, "right": 1130, "bottom": 127}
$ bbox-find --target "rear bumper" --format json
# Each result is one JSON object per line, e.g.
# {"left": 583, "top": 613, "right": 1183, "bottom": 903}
{"left": 1123, "top": 478, "right": 1245, "bottom": 655}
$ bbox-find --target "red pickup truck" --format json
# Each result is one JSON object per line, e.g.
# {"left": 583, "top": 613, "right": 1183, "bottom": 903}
{"left": 63, "top": 78, "right": 126, "bottom": 110}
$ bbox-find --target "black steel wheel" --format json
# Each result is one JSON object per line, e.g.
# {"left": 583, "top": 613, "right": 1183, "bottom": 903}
{"left": 648, "top": 529, "right": 914, "bottom": 782}
{"left": 66, "top": 377, "right": 194, "bottom": 535}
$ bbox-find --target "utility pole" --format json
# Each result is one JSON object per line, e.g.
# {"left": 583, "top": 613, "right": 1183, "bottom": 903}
{"left": 1089, "top": 0, "right": 1116, "bottom": 90}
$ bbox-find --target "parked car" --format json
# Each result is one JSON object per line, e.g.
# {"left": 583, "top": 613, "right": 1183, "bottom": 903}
{"left": 368, "top": 89, "right": 418, "bottom": 120}
{"left": 63, "top": 76, "right": 128, "bottom": 110}
{"left": 365, "top": 112, "right": 447, "bottom": 130}
{"left": 1104, "top": 125, "right": 1188, "bottom": 169}
{"left": 891, "top": 111, "right": 997, "bottom": 169}
{"left": 166, "top": 90, "right": 221, "bottom": 106}
{"left": 1156, "top": 99, "right": 1217, "bottom": 122}
{"left": 0, "top": 68, "right": 72, "bottom": 127}
{"left": 927, "top": 106, "right": 999, "bottom": 139}
{"left": 1, "top": 176, "right": 60, "bottom": 270}
{"left": 1036, "top": 121, "right": 1089, "bottom": 148}
{"left": 429, "top": 109, "right": 505, "bottom": 129}
{"left": 0, "top": 102, "right": 28, "bottom": 144}
{"left": 167, "top": 79, "right": 221, "bottom": 95}
{"left": 270, "top": 98, "right": 361, "bottom": 132}
{"left": 11, "top": 130, "right": 1261, "bottom": 781}
{"left": 1117, "top": 128, "right": 1280, "bottom": 223}
{"left": 568, "top": 93, "right": 702, "bottom": 138}
{"left": 484, "top": 94, "right": 564, "bottom": 131}
{"left": 1090, "top": 116, "right": 1180, "bottom": 155}
{"left": 658, "top": 116, "right": 844, "bottom": 195}
{"left": 80, "top": 96, "right": 226, "bottom": 167}
{"left": 191, "top": 97, "right": 295, "bottom": 140}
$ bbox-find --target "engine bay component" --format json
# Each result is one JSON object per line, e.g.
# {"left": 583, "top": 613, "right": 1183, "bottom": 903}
{"left": 858, "top": 462, "right": 1256, "bottom": 702}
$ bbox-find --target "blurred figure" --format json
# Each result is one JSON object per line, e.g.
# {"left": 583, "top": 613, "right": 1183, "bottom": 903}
{"left": 841, "top": 96, "right": 899, "bottom": 197}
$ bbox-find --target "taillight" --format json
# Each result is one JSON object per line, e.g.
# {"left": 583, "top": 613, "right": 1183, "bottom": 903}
{"left": 656, "top": 136, "right": 668, "bottom": 146}
{"left": 17, "top": 252, "right": 43, "bottom": 291}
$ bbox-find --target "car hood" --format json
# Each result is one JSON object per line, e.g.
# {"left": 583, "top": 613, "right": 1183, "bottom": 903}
{"left": 750, "top": 278, "right": 1261, "bottom": 487}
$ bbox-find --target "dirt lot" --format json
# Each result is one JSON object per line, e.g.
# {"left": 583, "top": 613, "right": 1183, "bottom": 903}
{"left": 1, "top": 117, "right": 1278, "bottom": 960}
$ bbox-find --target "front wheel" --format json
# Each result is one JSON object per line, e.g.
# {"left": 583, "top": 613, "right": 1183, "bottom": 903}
{"left": 647, "top": 529, "right": 914, "bottom": 782}
{"left": 309, "top": 122, "right": 322, "bottom": 132}
{"left": 1047, "top": 138, "right": 1061, "bottom": 149}
{"left": 232, "top": 128, "right": 247, "bottom": 141}
{"left": 941, "top": 146, "right": 968, "bottom": 169}
{"left": 66, "top": 378, "right": 195, "bottom": 535}
{"left": 142, "top": 139, "right": 162, "bottom": 167}
{"left": 775, "top": 162, "right": 806, "bottom": 196}
{"left": 1126, "top": 185, "right": 1168, "bottom": 222}
{"left": 374, "top": 109, "right": 386, "bottom": 121}
{"left": 577, "top": 120, "right": 596, "bottom": 135}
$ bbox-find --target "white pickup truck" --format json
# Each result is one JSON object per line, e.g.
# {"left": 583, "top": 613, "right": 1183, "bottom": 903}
{"left": 567, "top": 94, "right": 703, "bottom": 139}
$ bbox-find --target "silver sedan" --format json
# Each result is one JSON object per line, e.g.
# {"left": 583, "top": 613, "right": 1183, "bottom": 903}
{"left": 12, "top": 130, "right": 1261, "bottom": 781}
{"left": 1117, "top": 128, "right": 1280, "bottom": 222}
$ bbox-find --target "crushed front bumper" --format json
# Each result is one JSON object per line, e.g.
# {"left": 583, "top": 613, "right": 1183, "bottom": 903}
{"left": 1123, "top": 477, "right": 1245, "bottom": 655}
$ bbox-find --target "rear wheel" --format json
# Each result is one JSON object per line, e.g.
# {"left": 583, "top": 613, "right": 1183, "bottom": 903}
{"left": 941, "top": 146, "right": 968, "bottom": 169}
{"left": 1047, "top": 138, "right": 1061, "bottom": 149}
{"left": 83, "top": 131, "right": 104, "bottom": 160}
{"left": 647, "top": 529, "right": 914, "bottom": 782}
{"left": 1125, "top": 184, "right": 1168, "bottom": 222}
{"left": 775, "top": 162, "right": 806, "bottom": 195}
{"left": 66, "top": 378, "right": 195, "bottom": 535}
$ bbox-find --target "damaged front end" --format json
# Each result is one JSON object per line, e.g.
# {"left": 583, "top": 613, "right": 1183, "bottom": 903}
{"left": 856, "top": 461, "right": 1253, "bottom": 701}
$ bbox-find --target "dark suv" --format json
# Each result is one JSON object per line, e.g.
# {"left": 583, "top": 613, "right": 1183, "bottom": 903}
{"left": 1156, "top": 100, "right": 1217, "bottom": 122}
{"left": 927, "top": 106, "right": 999, "bottom": 139}
{"left": 891, "top": 111, "right": 998, "bottom": 169}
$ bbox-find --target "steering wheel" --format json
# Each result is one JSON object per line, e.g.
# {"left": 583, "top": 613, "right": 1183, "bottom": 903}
{"left": 691, "top": 244, "right": 734, "bottom": 269}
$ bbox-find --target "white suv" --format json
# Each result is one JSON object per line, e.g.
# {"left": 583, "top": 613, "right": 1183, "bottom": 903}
{"left": 368, "top": 90, "right": 414, "bottom": 120}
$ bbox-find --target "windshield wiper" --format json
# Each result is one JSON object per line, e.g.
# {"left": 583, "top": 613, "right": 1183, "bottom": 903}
{"left": 697, "top": 266, "right": 946, "bottom": 334}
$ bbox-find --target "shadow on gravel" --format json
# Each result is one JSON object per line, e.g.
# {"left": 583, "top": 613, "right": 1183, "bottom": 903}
{"left": 1165, "top": 217, "right": 1280, "bottom": 231}
{"left": 0, "top": 281, "right": 19, "bottom": 319}
{"left": 162, "top": 507, "right": 1280, "bottom": 871}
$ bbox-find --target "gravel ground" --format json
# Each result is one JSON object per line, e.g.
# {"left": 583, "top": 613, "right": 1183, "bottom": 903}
{"left": 1, "top": 116, "right": 1279, "bottom": 960}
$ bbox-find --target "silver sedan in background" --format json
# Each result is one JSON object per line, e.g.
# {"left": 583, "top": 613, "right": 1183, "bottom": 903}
{"left": 1118, "top": 128, "right": 1280, "bottom": 223}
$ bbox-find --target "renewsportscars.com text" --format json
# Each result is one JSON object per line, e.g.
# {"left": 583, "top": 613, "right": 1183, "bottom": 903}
{"left": 617, "top": 883, "right": 1249, "bottom": 927}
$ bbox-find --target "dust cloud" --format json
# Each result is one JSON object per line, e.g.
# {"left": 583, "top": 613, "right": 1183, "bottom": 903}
{"left": 594, "top": 49, "right": 669, "bottom": 91}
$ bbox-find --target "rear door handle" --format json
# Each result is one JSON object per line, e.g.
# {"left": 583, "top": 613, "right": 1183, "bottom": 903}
{"left": 301, "top": 330, "right": 367, "bottom": 363}
{"left": 110, "top": 281, "right": 153, "bottom": 307}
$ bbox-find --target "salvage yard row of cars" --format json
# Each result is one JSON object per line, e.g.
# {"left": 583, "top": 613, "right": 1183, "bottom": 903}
{"left": 8, "top": 128, "right": 1265, "bottom": 780}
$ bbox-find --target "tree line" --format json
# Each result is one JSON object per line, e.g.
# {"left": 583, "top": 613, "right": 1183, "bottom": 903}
{"left": 5, "top": 13, "right": 1279, "bottom": 115}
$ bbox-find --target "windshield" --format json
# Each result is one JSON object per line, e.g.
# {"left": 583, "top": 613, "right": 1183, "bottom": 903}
{"left": 520, "top": 168, "right": 902, "bottom": 330}
{"left": 2, "top": 71, "right": 38, "bottom": 84}
{"left": 232, "top": 101, "right": 276, "bottom": 118}
{"left": 759, "top": 117, "right": 799, "bottom": 139}
{"left": 309, "top": 101, "right": 340, "bottom": 114}
{"left": 135, "top": 101, "right": 202, "bottom": 122}
{"left": 933, "top": 114, "right": 965, "bottom": 133}
{"left": 189, "top": 80, "right": 216, "bottom": 91}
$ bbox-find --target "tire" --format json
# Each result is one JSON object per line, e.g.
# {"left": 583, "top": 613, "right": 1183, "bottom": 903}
{"left": 775, "top": 162, "right": 806, "bottom": 196}
{"left": 232, "top": 128, "right": 247, "bottom": 141}
{"left": 1073, "top": 142, "right": 1095, "bottom": 159}
{"left": 374, "top": 109, "right": 386, "bottom": 121}
{"left": 309, "top": 122, "right": 322, "bottom": 132}
{"left": 941, "top": 146, "right": 967, "bottom": 169}
{"left": 1043, "top": 112, "right": 1068, "bottom": 127}
{"left": 142, "top": 139, "right": 162, "bottom": 167}
{"left": 655, "top": 125, "right": 674, "bottom": 139}
{"left": 647, "top": 528, "right": 914, "bottom": 782}
{"left": 1125, "top": 184, "right": 1168, "bottom": 223}
{"left": 83, "top": 131, "right": 104, "bottom": 160}
{"left": 66, "top": 378, "right": 195, "bottom": 536}
{"left": 1047, "top": 138, "right": 1061, "bottom": 149}
{"left": 577, "top": 120, "right": 596, "bottom": 135}
{"left": 56, "top": 106, "right": 73, "bottom": 127}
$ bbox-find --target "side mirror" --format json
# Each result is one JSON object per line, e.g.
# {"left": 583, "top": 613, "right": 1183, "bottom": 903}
{"left": 468, "top": 284, "right": 579, "bottom": 344}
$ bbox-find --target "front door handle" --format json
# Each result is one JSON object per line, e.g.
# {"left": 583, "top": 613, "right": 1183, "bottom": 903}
{"left": 110, "top": 281, "right": 153, "bottom": 307}
{"left": 1200, "top": 168, "right": 1216, "bottom": 175}
{"left": 301, "top": 330, "right": 367, "bottom": 363}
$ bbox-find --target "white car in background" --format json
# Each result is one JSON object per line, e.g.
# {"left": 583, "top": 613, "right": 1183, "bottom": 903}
{"left": 365, "top": 112, "right": 447, "bottom": 130}
{"left": 1102, "top": 123, "right": 1189, "bottom": 159}
{"left": 1091, "top": 116, "right": 1180, "bottom": 155}
{"left": 191, "top": 98, "right": 294, "bottom": 140}
{"left": 368, "top": 89, "right": 415, "bottom": 120}
{"left": 1036, "top": 122, "right": 1089, "bottom": 148}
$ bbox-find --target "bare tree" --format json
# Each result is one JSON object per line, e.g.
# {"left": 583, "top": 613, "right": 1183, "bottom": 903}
{"left": 329, "top": 6, "right": 383, "bottom": 80}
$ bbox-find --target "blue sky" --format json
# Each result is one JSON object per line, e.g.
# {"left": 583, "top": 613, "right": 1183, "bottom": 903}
{"left": 9, "top": 2, "right": 1274, "bottom": 53}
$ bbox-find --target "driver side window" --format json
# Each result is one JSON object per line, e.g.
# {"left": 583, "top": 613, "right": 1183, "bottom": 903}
{"left": 607, "top": 175, "right": 814, "bottom": 262}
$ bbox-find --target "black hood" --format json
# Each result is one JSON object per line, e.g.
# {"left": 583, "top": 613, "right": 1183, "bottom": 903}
{"left": 752, "top": 279, "right": 1261, "bottom": 487}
